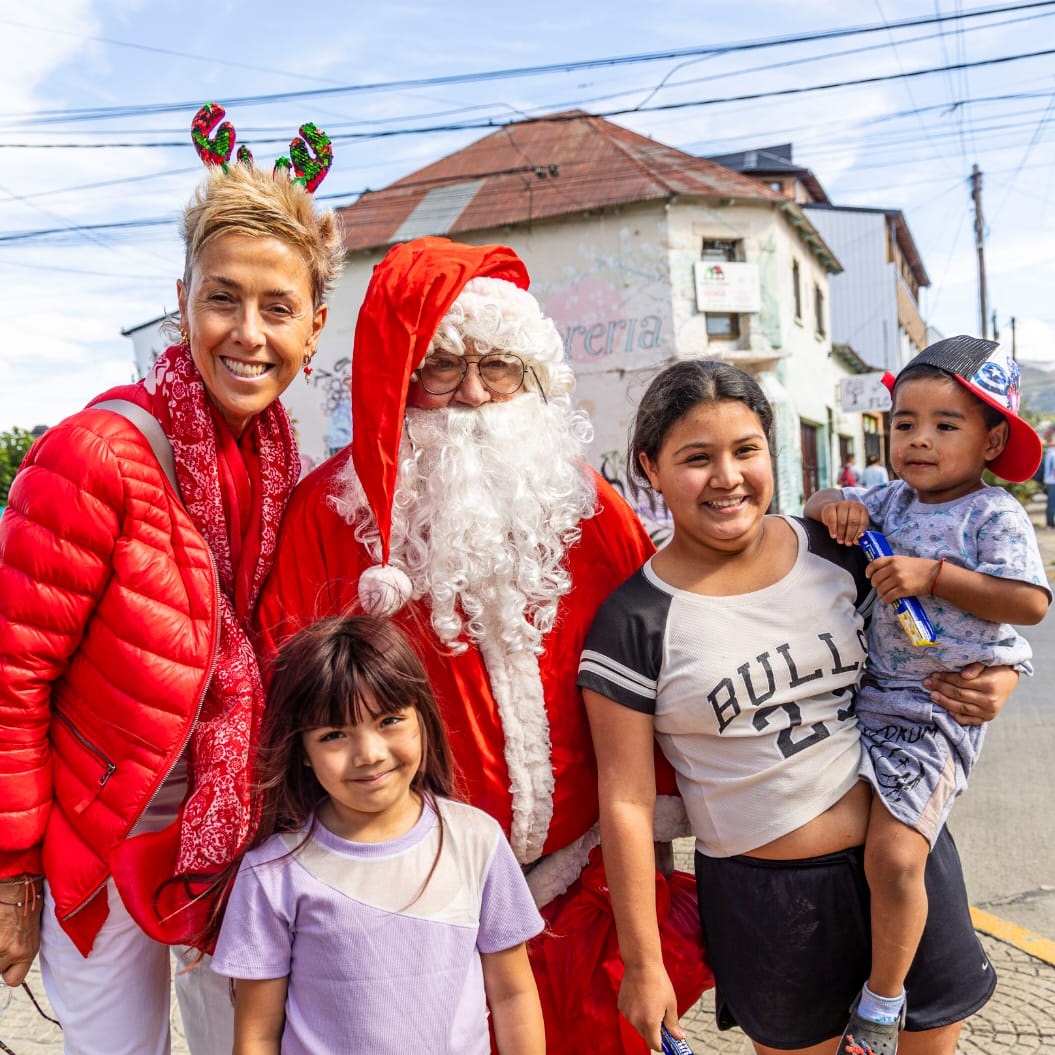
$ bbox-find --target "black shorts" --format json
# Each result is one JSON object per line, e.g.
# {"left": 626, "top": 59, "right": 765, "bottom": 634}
{"left": 694, "top": 826, "right": 996, "bottom": 1050}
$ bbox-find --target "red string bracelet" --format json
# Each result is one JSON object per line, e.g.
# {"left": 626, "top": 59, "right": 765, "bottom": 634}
{"left": 929, "top": 557, "right": 947, "bottom": 597}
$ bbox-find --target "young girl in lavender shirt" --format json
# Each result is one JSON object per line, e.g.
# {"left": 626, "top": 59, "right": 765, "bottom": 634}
{"left": 211, "top": 615, "right": 545, "bottom": 1055}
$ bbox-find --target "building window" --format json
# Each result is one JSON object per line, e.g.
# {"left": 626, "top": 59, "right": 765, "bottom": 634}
{"left": 705, "top": 313, "right": 741, "bottom": 339}
{"left": 702, "top": 239, "right": 743, "bottom": 341}
{"left": 814, "top": 284, "right": 826, "bottom": 338}
{"left": 792, "top": 260, "right": 802, "bottom": 322}
{"left": 701, "top": 239, "right": 742, "bottom": 262}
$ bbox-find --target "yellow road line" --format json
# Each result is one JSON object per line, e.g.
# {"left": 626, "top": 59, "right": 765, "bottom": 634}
{"left": 971, "top": 906, "right": 1055, "bottom": 966}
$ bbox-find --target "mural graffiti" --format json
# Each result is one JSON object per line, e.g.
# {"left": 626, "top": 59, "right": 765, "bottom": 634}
{"left": 305, "top": 355, "right": 351, "bottom": 455}
{"left": 600, "top": 448, "right": 672, "bottom": 547}
{"left": 563, "top": 315, "right": 663, "bottom": 361}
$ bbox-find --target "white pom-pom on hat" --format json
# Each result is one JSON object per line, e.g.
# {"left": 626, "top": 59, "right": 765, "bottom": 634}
{"left": 359, "top": 563, "right": 413, "bottom": 617}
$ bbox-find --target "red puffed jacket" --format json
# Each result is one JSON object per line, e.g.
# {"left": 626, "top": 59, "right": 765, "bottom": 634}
{"left": 0, "top": 409, "right": 217, "bottom": 953}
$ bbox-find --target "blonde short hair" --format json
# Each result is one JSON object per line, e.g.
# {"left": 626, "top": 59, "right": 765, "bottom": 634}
{"left": 181, "top": 163, "right": 344, "bottom": 306}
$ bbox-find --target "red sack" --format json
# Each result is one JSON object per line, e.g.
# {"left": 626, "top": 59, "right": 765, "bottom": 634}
{"left": 526, "top": 847, "right": 712, "bottom": 1054}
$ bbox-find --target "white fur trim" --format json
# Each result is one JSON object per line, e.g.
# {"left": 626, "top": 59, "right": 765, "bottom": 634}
{"left": 525, "top": 823, "right": 599, "bottom": 907}
{"left": 476, "top": 638, "right": 554, "bottom": 866}
{"left": 358, "top": 563, "right": 413, "bottom": 617}
{"left": 653, "top": 795, "right": 691, "bottom": 841}
{"left": 523, "top": 797, "right": 691, "bottom": 908}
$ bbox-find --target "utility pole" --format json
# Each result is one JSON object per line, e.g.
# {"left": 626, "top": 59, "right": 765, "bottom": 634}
{"left": 971, "top": 164, "right": 988, "bottom": 339}
{"left": 1011, "top": 315, "right": 1017, "bottom": 359}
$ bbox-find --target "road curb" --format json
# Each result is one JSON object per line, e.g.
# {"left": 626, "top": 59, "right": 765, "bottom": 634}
{"left": 971, "top": 906, "right": 1055, "bottom": 968}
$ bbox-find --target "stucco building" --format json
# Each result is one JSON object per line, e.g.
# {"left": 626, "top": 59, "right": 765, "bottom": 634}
{"left": 294, "top": 112, "right": 860, "bottom": 514}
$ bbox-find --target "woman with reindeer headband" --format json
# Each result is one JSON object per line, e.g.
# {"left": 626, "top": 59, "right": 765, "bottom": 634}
{"left": 0, "top": 103, "right": 341, "bottom": 1055}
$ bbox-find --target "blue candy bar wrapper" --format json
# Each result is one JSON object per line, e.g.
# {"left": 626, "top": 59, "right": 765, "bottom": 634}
{"left": 859, "top": 530, "right": 937, "bottom": 647}
{"left": 661, "top": 1025, "right": 695, "bottom": 1055}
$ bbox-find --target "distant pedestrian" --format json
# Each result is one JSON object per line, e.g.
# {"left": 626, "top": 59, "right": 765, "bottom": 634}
{"left": 860, "top": 453, "right": 890, "bottom": 488}
{"left": 838, "top": 454, "right": 859, "bottom": 487}
{"left": 1042, "top": 429, "right": 1055, "bottom": 528}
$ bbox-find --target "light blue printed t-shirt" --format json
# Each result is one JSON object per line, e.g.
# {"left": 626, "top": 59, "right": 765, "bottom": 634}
{"left": 846, "top": 481, "right": 1050, "bottom": 685}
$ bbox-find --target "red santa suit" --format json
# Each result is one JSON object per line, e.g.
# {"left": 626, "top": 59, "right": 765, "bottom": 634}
{"left": 258, "top": 238, "right": 711, "bottom": 1053}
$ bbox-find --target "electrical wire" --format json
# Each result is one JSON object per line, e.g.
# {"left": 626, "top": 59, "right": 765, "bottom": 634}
{"left": 4, "top": 1, "right": 1052, "bottom": 125}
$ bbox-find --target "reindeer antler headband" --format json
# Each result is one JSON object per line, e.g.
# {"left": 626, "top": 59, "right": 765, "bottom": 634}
{"left": 191, "top": 102, "right": 333, "bottom": 193}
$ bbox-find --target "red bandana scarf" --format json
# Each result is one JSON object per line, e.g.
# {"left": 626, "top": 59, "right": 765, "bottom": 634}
{"left": 101, "top": 343, "right": 298, "bottom": 946}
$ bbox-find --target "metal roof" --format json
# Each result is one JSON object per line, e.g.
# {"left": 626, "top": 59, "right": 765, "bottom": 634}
{"left": 706, "top": 143, "right": 831, "bottom": 206}
{"left": 337, "top": 110, "right": 788, "bottom": 253}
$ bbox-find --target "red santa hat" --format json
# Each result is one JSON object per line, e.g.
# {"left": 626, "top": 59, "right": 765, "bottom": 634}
{"left": 351, "top": 236, "right": 530, "bottom": 612}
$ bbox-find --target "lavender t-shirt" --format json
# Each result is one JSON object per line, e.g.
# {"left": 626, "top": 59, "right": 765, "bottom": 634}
{"left": 212, "top": 798, "right": 543, "bottom": 1055}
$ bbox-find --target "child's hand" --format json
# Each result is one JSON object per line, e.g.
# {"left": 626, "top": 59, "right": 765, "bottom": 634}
{"left": 866, "top": 554, "right": 936, "bottom": 603}
{"left": 820, "top": 500, "right": 870, "bottom": 545}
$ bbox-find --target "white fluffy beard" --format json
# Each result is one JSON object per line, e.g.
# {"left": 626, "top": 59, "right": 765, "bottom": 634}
{"left": 332, "top": 395, "right": 597, "bottom": 655}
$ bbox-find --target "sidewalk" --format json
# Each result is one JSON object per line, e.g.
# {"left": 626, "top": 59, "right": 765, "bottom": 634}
{"left": 4, "top": 499, "right": 1054, "bottom": 1054}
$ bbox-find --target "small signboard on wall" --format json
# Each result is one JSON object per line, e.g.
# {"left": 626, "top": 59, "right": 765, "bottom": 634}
{"left": 693, "top": 260, "right": 761, "bottom": 313}
{"left": 839, "top": 373, "right": 892, "bottom": 413}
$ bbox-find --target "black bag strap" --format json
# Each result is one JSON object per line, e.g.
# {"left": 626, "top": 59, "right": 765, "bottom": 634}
{"left": 94, "top": 398, "right": 183, "bottom": 502}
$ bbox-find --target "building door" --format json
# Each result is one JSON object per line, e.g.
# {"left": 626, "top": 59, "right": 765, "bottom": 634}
{"left": 800, "top": 421, "right": 820, "bottom": 501}
{"left": 862, "top": 412, "right": 886, "bottom": 469}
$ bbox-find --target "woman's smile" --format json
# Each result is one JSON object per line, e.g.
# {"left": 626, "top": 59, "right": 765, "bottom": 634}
{"left": 220, "top": 356, "right": 273, "bottom": 380}
{"left": 703, "top": 495, "right": 749, "bottom": 511}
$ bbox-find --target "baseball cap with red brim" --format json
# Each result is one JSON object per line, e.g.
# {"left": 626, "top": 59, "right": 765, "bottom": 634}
{"left": 883, "top": 334, "right": 1041, "bottom": 483}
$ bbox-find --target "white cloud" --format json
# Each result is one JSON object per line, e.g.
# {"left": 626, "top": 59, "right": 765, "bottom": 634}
{"left": 1013, "top": 317, "right": 1055, "bottom": 367}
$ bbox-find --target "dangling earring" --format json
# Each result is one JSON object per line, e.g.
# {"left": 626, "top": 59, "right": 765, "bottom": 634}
{"left": 303, "top": 348, "right": 315, "bottom": 379}
{"left": 179, "top": 327, "right": 190, "bottom": 349}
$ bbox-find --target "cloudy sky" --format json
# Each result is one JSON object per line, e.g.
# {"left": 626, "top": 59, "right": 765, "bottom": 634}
{"left": 2, "top": 0, "right": 1053, "bottom": 430}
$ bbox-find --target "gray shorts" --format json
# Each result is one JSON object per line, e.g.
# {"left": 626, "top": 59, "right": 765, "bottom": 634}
{"left": 694, "top": 826, "right": 995, "bottom": 1049}
{"left": 856, "top": 682, "right": 985, "bottom": 844}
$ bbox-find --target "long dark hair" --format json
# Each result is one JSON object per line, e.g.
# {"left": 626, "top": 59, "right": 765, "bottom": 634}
{"left": 256, "top": 614, "right": 457, "bottom": 838}
{"left": 628, "top": 360, "right": 774, "bottom": 511}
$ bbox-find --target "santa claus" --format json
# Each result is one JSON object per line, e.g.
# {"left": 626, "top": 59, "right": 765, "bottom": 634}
{"left": 258, "top": 236, "right": 710, "bottom": 1052}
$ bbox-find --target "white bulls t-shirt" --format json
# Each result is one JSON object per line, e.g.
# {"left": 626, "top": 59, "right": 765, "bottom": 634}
{"left": 578, "top": 516, "right": 873, "bottom": 858}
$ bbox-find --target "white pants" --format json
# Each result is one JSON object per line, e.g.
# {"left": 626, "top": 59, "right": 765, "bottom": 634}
{"left": 38, "top": 880, "right": 233, "bottom": 1055}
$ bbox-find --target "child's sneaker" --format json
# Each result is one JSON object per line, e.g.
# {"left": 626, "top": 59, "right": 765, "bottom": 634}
{"left": 836, "top": 993, "right": 906, "bottom": 1055}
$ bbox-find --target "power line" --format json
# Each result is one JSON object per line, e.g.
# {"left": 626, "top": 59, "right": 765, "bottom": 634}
{"left": 2, "top": 45, "right": 1052, "bottom": 153}
{"left": 6, "top": 140, "right": 1055, "bottom": 247}
{"left": 4, "top": 1, "right": 1052, "bottom": 125}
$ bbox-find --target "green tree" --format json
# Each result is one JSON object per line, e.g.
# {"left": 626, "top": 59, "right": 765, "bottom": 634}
{"left": 0, "top": 427, "right": 35, "bottom": 505}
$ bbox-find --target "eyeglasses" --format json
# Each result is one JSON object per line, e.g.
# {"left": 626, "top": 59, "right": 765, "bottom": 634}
{"left": 416, "top": 352, "right": 527, "bottom": 396}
